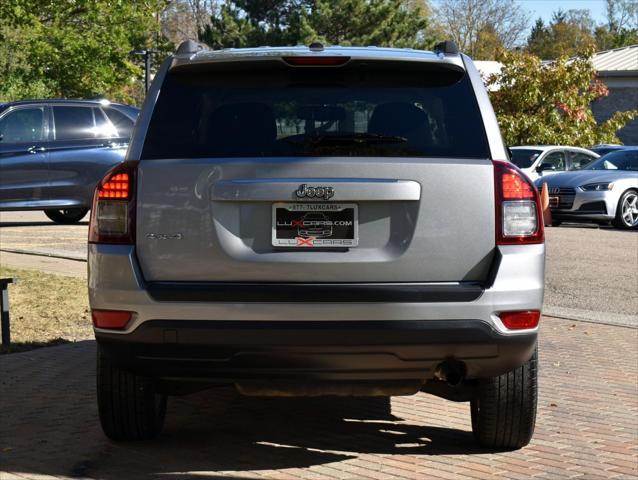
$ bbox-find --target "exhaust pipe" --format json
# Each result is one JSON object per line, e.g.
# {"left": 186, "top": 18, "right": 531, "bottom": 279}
{"left": 434, "top": 360, "right": 466, "bottom": 387}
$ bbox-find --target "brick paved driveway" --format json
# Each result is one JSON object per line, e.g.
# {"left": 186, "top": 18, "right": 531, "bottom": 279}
{"left": 1, "top": 317, "right": 637, "bottom": 480}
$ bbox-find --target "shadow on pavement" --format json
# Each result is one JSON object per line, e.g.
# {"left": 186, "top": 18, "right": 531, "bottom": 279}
{"left": 0, "top": 337, "right": 70, "bottom": 355}
{"left": 0, "top": 341, "right": 486, "bottom": 479}
{"left": 0, "top": 221, "right": 89, "bottom": 227}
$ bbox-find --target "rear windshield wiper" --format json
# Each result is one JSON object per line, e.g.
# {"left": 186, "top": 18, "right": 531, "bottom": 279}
{"left": 288, "top": 132, "right": 407, "bottom": 145}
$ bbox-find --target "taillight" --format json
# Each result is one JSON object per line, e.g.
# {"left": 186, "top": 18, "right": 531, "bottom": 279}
{"left": 92, "top": 309, "right": 133, "bottom": 329}
{"left": 499, "top": 310, "right": 541, "bottom": 330}
{"left": 282, "top": 56, "right": 350, "bottom": 66}
{"left": 88, "top": 161, "right": 137, "bottom": 244}
{"left": 493, "top": 160, "right": 544, "bottom": 245}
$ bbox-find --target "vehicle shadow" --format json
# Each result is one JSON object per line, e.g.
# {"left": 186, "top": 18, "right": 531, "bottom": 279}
{"left": 550, "top": 223, "right": 636, "bottom": 233}
{"left": 0, "top": 220, "right": 89, "bottom": 227}
{"left": 0, "top": 341, "right": 490, "bottom": 479}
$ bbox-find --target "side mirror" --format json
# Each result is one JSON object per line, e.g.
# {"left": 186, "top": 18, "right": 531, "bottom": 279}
{"left": 536, "top": 162, "right": 556, "bottom": 173}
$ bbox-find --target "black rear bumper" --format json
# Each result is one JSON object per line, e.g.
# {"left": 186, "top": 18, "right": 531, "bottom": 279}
{"left": 96, "top": 320, "right": 536, "bottom": 386}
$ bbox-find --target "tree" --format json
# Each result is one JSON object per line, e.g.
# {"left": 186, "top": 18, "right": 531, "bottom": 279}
{"left": 433, "top": 0, "right": 529, "bottom": 59}
{"left": 527, "top": 17, "right": 545, "bottom": 47}
{"left": 487, "top": 47, "right": 637, "bottom": 146}
{"left": 161, "top": 0, "right": 217, "bottom": 45}
{"left": 527, "top": 9, "right": 596, "bottom": 59}
{"left": 595, "top": 0, "right": 638, "bottom": 50}
{"left": 0, "top": 1, "right": 170, "bottom": 104}
{"left": 199, "top": 0, "right": 434, "bottom": 49}
{"left": 473, "top": 24, "right": 505, "bottom": 60}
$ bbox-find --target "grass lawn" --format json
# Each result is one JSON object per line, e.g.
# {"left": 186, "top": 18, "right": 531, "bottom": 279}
{"left": 0, "top": 266, "right": 92, "bottom": 353}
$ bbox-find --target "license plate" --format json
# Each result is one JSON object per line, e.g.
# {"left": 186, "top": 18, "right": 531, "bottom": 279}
{"left": 272, "top": 203, "right": 358, "bottom": 248}
{"left": 549, "top": 196, "right": 559, "bottom": 207}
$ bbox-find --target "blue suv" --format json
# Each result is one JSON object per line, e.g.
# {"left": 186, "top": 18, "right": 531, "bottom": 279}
{"left": 0, "top": 99, "right": 138, "bottom": 223}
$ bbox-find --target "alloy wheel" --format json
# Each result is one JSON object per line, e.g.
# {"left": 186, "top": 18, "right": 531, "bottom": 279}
{"left": 622, "top": 192, "right": 638, "bottom": 227}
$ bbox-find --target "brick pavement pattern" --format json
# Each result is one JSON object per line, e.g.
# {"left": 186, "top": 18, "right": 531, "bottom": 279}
{"left": 1, "top": 317, "right": 637, "bottom": 480}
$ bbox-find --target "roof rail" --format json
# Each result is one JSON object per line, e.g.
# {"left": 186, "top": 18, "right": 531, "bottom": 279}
{"left": 176, "top": 39, "right": 209, "bottom": 55}
{"left": 434, "top": 40, "right": 459, "bottom": 55}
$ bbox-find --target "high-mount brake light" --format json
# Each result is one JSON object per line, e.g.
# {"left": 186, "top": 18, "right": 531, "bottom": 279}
{"left": 88, "top": 162, "right": 137, "bottom": 244}
{"left": 282, "top": 56, "right": 350, "bottom": 66}
{"left": 499, "top": 310, "right": 541, "bottom": 330}
{"left": 493, "top": 160, "right": 544, "bottom": 245}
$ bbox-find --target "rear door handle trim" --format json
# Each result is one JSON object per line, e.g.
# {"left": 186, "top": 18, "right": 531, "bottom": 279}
{"left": 211, "top": 178, "right": 421, "bottom": 202}
{"left": 26, "top": 146, "right": 47, "bottom": 154}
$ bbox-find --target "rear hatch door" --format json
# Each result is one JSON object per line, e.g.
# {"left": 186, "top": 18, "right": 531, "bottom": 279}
{"left": 135, "top": 55, "right": 495, "bottom": 283}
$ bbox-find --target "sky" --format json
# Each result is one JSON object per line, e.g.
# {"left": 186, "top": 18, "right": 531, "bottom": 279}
{"left": 517, "top": 0, "right": 608, "bottom": 27}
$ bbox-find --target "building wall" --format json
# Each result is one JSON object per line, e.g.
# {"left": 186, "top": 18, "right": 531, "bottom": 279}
{"left": 591, "top": 78, "right": 638, "bottom": 145}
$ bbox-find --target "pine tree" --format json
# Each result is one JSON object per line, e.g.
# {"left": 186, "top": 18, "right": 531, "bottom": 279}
{"left": 199, "top": 0, "right": 433, "bottom": 49}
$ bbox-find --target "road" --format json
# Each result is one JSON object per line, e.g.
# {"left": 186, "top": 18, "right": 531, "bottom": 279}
{"left": 1, "top": 210, "right": 637, "bottom": 325}
{"left": 1, "top": 211, "right": 637, "bottom": 479}
{"left": 1, "top": 318, "right": 636, "bottom": 479}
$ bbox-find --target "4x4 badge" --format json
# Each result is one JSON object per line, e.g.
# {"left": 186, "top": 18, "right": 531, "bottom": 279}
{"left": 296, "top": 184, "right": 335, "bottom": 200}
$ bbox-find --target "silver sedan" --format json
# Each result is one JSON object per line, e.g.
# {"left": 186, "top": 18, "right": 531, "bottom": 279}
{"left": 535, "top": 148, "right": 638, "bottom": 229}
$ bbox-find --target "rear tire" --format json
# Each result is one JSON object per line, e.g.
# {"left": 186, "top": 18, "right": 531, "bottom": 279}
{"left": 470, "top": 346, "right": 538, "bottom": 450}
{"left": 44, "top": 208, "right": 88, "bottom": 224}
{"left": 612, "top": 189, "right": 638, "bottom": 229}
{"left": 97, "top": 347, "right": 167, "bottom": 441}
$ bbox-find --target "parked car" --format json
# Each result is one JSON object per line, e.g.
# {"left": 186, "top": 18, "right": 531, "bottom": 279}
{"left": 590, "top": 144, "right": 630, "bottom": 156}
{"left": 0, "top": 99, "right": 139, "bottom": 223}
{"left": 535, "top": 148, "right": 638, "bottom": 229}
{"left": 510, "top": 145, "right": 599, "bottom": 181}
{"left": 89, "top": 40, "right": 544, "bottom": 449}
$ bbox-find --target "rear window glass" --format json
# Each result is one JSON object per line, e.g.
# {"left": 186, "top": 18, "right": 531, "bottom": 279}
{"left": 141, "top": 63, "right": 489, "bottom": 159}
{"left": 587, "top": 150, "right": 638, "bottom": 171}
{"left": 103, "top": 107, "right": 135, "bottom": 137}
{"left": 53, "top": 106, "right": 95, "bottom": 140}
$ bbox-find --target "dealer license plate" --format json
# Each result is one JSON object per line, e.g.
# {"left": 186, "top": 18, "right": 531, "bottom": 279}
{"left": 272, "top": 203, "right": 358, "bottom": 248}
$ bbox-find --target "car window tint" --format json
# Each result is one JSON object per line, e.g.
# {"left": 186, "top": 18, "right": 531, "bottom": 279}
{"left": 53, "top": 106, "right": 96, "bottom": 140}
{"left": 543, "top": 151, "right": 566, "bottom": 170}
{"left": 103, "top": 107, "right": 134, "bottom": 137}
{"left": 570, "top": 152, "right": 596, "bottom": 170}
{"left": 587, "top": 151, "right": 638, "bottom": 170}
{"left": 0, "top": 107, "right": 44, "bottom": 143}
{"left": 142, "top": 66, "right": 490, "bottom": 159}
{"left": 510, "top": 149, "right": 542, "bottom": 168}
{"left": 93, "top": 108, "right": 118, "bottom": 138}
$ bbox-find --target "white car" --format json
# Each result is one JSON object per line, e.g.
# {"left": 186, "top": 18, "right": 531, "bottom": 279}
{"left": 510, "top": 146, "right": 599, "bottom": 181}
{"left": 535, "top": 149, "right": 638, "bottom": 229}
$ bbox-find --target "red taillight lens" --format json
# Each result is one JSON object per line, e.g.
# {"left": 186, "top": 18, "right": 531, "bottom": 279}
{"left": 98, "top": 173, "right": 130, "bottom": 199}
{"left": 499, "top": 310, "right": 541, "bottom": 330}
{"left": 92, "top": 309, "right": 133, "bottom": 329}
{"left": 501, "top": 171, "right": 535, "bottom": 200}
{"left": 88, "top": 162, "right": 137, "bottom": 244}
{"left": 493, "top": 160, "right": 544, "bottom": 245}
{"left": 282, "top": 56, "right": 350, "bottom": 66}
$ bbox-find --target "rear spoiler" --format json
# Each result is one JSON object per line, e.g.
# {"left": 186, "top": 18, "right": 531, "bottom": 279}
{"left": 170, "top": 40, "right": 465, "bottom": 73}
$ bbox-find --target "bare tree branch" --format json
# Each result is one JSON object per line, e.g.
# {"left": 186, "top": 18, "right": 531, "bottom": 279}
{"left": 434, "top": 0, "right": 530, "bottom": 57}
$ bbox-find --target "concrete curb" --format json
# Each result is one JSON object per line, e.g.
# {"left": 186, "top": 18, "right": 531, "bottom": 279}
{"left": 544, "top": 305, "right": 637, "bottom": 329}
{"left": 0, "top": 248, "right": 86, "bottom": 262}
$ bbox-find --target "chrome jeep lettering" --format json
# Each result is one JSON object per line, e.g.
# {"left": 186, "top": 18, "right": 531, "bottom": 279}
{"left": 295, "top": 184, "right": 335, "bottom": 200}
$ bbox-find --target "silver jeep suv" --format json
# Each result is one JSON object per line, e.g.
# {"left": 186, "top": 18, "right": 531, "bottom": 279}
{"left": 89, "top": 40, "right": 545, "bottom": 449}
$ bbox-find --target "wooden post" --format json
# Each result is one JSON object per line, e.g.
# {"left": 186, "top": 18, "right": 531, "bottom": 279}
{"left": 540, "top": 182, "right": 552, "bottom": 227}
{"left": 0, "top": 278, "right": 14, "bottom": 346}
